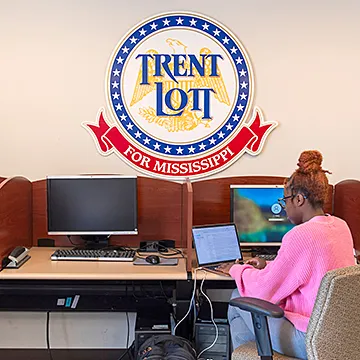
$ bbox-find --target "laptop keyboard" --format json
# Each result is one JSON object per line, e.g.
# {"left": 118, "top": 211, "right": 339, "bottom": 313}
{"left": 205, "top": 265, "right": 219, "bottom": 270}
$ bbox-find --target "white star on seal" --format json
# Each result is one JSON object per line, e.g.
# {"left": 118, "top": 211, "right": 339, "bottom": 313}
{"left": 150, "top": 23, "right": 158, "bottom": 30}
{"left": 189, "top": 18, "right": 197, "bottom": 26}
{"left": 130, "top": 36, "right": 138, "bottom": 44}
{"left": 202, "top": 23, "right": 209, "bottom": 30}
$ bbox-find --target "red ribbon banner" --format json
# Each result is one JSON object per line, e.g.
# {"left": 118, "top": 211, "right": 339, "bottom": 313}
{"left": 86, "top": 109, "right": 276, "bottom": 177}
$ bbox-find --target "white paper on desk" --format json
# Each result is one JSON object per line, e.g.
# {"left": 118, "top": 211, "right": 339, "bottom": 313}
{"left": 133, "top": 258, "right": 178, "bottom": 266}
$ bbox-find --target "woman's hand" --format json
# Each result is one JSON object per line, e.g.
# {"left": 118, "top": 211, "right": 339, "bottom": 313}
{"left": 245, "top": 257, "right": 267, "bottom": 270}
{"left": 216, "top": 259, "right": 243, "bottom": 275}
{"left": 216, "top": 262, "right": 235, "bottom": 275}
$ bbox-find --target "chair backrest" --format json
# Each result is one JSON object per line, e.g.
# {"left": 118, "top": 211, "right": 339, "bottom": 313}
{"left": 306, "top": 265, "right": 360, "bottom": 360}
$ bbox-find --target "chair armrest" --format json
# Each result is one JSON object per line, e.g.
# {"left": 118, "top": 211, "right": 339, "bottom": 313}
{"left": 229, "top": 297, "right": 284, "bottom": 318}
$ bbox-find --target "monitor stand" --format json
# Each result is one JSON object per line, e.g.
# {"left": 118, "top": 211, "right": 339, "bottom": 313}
{"left": 73, "top": 235, "right": 110, "bottom": 250}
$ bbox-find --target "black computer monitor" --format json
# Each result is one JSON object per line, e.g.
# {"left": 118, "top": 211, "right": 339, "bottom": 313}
{"left": 230, "top": 185, "right": 294, "bottom": 247}
{"left": 47, "top": 175, "right": 138, "bottom": 245}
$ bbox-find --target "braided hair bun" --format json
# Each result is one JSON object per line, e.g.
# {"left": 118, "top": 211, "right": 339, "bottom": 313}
{"left": 296, "top": 150, "right": 331, "bottom": 175}
{"left": 286, "top": 150, "right": 331, "bottom": 208}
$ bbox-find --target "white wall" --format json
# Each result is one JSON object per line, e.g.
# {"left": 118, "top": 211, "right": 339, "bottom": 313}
{"left": 1, "top": 0, "right": 359, "bottom": 183}
{"left": 1, "top": 0, "right": 360, "bottom": 350}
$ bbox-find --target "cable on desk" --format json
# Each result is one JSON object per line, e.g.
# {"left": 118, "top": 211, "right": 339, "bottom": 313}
{"left": 66, "top": 235, "right": 83, "bottom": 246}
{"left": 46, "top": 311, "right": 54, "bottom": 360}
{"left": 158, "top": 247, "right": 184, "bottom": 258}
{"left": 136, "top": 243, "right": 184, "bottom": 258}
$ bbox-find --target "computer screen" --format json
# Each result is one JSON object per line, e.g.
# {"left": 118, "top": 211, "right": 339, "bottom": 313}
{"left": 230, "top": 185, "right": 294, "bottom": 246}
{"left": 47, "top": 175, "right": 138, "bottom": 235}
{"left": 192, "top": 224, "right": 243, "bottom": 266}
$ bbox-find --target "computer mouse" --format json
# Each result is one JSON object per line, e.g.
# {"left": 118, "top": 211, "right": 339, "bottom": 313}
{"left": 145, "top": 255, "right": 160, "bottom": 265}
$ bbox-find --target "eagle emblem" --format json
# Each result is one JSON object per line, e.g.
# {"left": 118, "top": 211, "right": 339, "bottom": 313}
{"left": 130, "top": 38, "right": 230, "bottom": 132}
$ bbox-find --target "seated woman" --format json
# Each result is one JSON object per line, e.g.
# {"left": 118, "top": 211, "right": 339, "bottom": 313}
{"left": 218, "top": 150, "right": 355, "bottom": 359}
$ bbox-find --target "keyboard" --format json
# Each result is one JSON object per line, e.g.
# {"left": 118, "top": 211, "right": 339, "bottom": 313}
{"left": 50, "top": 249, "right": 136, "bottom": 262}
{"left": 257, "top": 254, "right": 277, "bottom": 261}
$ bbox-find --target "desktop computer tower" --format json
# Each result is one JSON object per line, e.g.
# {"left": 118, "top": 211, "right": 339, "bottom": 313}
{"left": 134, "top": 312, "right": 171, "bottom": 355}
{"left": 195, "top": 322, "right": 230, "bottom": 360}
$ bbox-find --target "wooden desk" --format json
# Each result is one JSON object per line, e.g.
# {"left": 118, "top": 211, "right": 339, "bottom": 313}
{"left": 0, "top": 247, "right": 193, "bottom": 341}
{"left": 0, "top": 247, "right": 188, "bottom": 281}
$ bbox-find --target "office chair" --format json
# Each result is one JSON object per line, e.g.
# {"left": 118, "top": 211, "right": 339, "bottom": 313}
{"left": 229, "top": 265, "right": 360, "bottom": 360}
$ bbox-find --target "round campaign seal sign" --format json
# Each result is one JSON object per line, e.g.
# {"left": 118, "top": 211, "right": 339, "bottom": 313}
{"left": 85, "top": 12, "right": 277, "bottom": 180}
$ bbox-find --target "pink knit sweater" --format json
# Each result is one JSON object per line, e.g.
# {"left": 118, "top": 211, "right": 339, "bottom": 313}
{"left": 229, "top": 215, "right": 355, "bottom": 332}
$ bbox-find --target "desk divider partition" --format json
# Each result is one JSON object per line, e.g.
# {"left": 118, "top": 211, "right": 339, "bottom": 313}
{"left": 182, "top": 179, "right": 193, "bottom": 272}
{"left": 334, "top": 179, "right": 360, "bottom": 253}
{"left": 0, "top": 176, "right": 32, "bottom": 262}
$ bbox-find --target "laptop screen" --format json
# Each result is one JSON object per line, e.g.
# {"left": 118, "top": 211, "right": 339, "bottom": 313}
{"left": 192, "top": 224, "right": 243, "bottom": 266}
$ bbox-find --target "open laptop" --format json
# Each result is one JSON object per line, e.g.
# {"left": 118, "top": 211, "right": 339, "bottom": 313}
{"left": 192, "top": 223, "right": 243, "bottom": 276}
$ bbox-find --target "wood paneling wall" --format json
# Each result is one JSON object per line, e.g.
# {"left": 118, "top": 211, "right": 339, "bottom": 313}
{"left": 334, "top": 179, "right": 360, "bottom": 251}
{"left": 32, "top": 177, "right": 184, "bottom": 248}
{"left": 0, "top": 177, "right": 32, "bottom": 262}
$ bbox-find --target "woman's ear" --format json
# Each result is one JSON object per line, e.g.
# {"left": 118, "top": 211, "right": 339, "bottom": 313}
{"left": 295, "top": 193, "right": 306, "bottom": 206}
